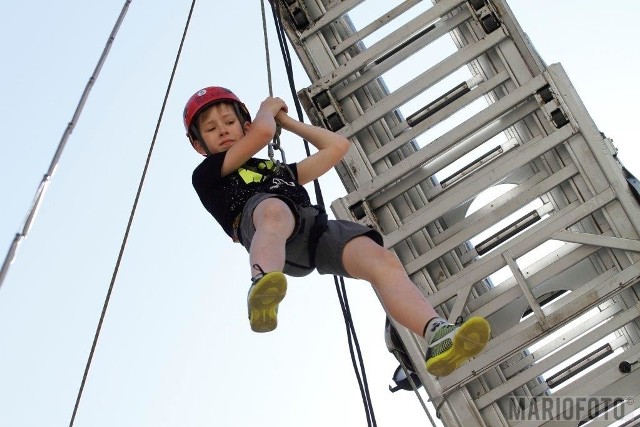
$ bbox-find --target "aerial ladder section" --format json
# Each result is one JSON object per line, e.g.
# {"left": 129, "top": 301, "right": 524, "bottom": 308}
{"left": 275, "top": 0, "right": 640, "bottom": 425}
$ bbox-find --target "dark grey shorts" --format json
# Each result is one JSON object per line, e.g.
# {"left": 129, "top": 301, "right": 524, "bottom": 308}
{"left": 239, "top": 193, "right": 383, "bottom": 278}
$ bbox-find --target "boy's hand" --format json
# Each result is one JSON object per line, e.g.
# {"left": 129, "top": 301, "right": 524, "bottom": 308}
{"left": 275, "top": 109, "right": 291, "bottom": 127}
{"left": 259, "top": 96, "right": 288, "bottom": 118}
{"left": 219, "top": 96, "right": 288, "bottom": 177}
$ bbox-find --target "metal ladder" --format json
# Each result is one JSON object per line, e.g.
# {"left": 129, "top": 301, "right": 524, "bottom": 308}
{"left": 276, "top": 0, "right": 640, "bottom": 425}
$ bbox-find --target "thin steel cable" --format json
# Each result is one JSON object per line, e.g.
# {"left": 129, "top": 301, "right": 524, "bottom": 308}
{"left": 260, "top": 0, "right": 274, "bottom": 97}
{"left": 260, "top": 0, "right": 279, "bottom": 164}
{"left": 393, "top": 349, "right": 439, "bottom": 426}
{"left": 0, "top": 0, "right": 133, "bottom": 289}
{"left": 68, "top": 1, "right": 198, "bottom": 425}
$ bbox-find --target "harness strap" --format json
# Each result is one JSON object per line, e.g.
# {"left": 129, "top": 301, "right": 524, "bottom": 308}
{"left": 231, "top": 213, "right": 242, "bottom": 243}
{"left": 284, "top": 205, "right": 328, "bottom": 270}
{"left": 308, "top": 206, "right": 328, "bottom": 267}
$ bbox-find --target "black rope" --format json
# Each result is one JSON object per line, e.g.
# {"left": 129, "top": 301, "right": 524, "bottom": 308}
{"left": 270, "top": 2, "right": 376, "bottom": 425}
{"left": 68, "top": 1, "right": 198, "bottom": 425}
{"left": 335, "top": 276, "right": 378, "bottom": 427}
{"left": 269, "top": 0, "right": 324, "bottom": 207}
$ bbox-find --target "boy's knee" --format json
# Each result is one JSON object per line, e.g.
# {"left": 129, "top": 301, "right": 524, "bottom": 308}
{"left": 253, "top": 198, "right": 294, "bottom": 226}
{"left": 358, "top": 238, "right": 400, "bottom": 267}
{"left": 380, "top": 247, "right": 402, "bottom": 269}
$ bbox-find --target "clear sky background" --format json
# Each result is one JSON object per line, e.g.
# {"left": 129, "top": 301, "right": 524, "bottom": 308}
{"left": 1, "top": 1, "right": 639, "bottom": 426}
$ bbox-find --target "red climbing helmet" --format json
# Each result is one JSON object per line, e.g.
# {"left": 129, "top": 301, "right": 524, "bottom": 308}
{"left": 183, "top": 86, "right": 251, "bottom": 136}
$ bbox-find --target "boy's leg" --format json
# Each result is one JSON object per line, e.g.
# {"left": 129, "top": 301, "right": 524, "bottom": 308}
{"left": 246, "top": 197, "right": 295, "bottom": 332}
{"left": 342, "top": 235, "right": 490, "bottom": 376}
{"left": 249, "top": 197, "right": 296, "bottom": 276}
{"left": 341, "top": 235, "right": 438, "bottom": 336}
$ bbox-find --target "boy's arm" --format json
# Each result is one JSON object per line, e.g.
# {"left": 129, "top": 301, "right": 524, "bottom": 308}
{"left": 277, "top": 112, "right": 349, "bottom": 185}
{"left": 221, "top": 97, "right": 287, "bottom": 176}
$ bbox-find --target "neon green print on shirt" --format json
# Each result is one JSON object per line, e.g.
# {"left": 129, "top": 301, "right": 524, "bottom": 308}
{"left": 237, "top": 160, "right": 276, "bottom": 184}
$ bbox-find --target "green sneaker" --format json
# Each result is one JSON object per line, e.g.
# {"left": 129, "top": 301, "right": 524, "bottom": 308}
{"left": 425, "top": 317, "right": 490, "bottom": 377}
{"left": 247, "top": 266, "right": 287, "bottom": 333}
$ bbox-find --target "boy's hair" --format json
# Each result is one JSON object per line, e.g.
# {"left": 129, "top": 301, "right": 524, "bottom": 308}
{"left": 194, "top": 101, "right": 249, "bottom": 133}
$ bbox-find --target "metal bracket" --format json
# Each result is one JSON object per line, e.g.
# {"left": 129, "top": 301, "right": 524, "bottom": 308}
{"left": 303, "top": 88, "right": 345, "bottom": 132}
{"left": 280, "top": 0, "right": 310, "bottom": 31}
{"left": 535, "top": 83, "right": 570, "bottom": 128}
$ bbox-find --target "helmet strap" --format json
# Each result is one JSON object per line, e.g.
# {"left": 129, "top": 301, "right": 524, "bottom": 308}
{"left": 232, "top": 102, "right": 250, "bottom": 125}
{"left": 189, "top": 125, "right": 212, "bottom": 156}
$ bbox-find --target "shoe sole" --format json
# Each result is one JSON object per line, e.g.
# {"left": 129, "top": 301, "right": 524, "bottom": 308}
{"left": 248, "top": 272, "right": 287, "bottom": 333}
{"left": 426, "top": 317, "right": 490, "bottom": 377}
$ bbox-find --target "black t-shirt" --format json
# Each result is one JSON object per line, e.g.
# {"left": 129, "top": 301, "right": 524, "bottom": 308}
{"left": 192, "top": 152, "right": 311, "bottom": 238}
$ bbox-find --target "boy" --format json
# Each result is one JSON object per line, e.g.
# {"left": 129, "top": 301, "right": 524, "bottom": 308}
{"left": 183, "top": 86, "right": 490, "bottom": 377}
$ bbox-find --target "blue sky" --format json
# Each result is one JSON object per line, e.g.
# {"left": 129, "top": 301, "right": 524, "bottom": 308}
{"left": 1, "top": 1, "right": 639, "bottom": 426}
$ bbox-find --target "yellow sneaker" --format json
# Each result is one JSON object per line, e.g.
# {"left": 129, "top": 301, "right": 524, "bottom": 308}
{"left": 425, "top": 317, "right": 490, "bottom": 377}
{"left": 247, "top": 270, "right": 287, "bottom": 333}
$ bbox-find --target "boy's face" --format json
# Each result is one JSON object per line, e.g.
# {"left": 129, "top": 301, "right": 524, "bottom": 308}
{"left": 193, "top": 103, "right": 249, "bottom": 155}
